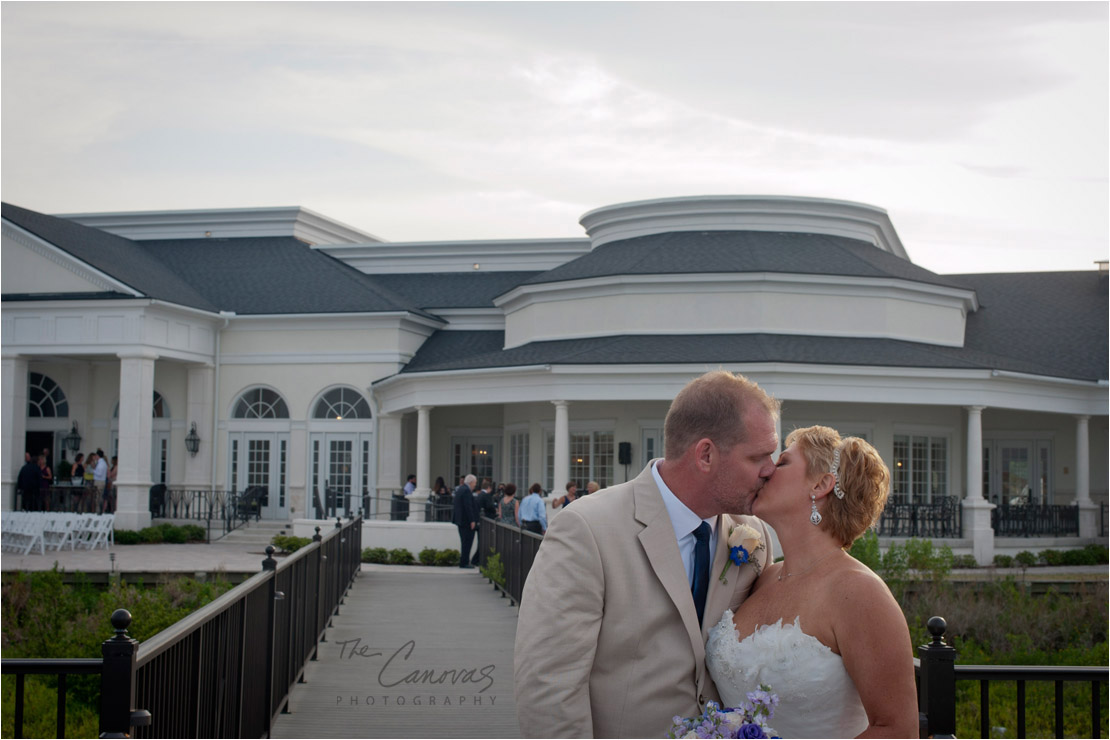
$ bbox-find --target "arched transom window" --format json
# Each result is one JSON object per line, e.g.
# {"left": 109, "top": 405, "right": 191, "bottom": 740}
{"left": 113, "top": 391, "right": 169, "bottom": 418}
{"left": 313, "top": 387, "right": 371, "bottom": 420}
{"left": 233, "top": 388, "right": 290, "bottom": 419}
{"left": 28, "top": 372, "right": 68, "bottom": 417}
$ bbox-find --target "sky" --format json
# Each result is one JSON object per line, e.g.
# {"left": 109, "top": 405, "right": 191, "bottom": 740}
{"left": 2, "top": 1, "right": 1107, "bottom": 275}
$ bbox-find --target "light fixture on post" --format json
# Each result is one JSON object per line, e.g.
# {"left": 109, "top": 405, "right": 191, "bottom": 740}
{"left": 185, "top": 422, "right": 201, "bottom": 457}
{"left": 64, "top": 422, "right": 82, "bottom": 453}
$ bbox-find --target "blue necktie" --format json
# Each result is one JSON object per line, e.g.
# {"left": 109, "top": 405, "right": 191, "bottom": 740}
{"left": 691, "top": 521, "right": 711, "bottom": 627}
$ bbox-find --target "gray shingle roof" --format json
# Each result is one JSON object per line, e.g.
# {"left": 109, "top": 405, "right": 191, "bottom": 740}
{"left": 3, "top": 202, "right": 220, "bottom": 311}
{"left": 3, "top": 202, "right": 437, "bottom": 318}
{"left": 376, "top": 272, "right": 542, "bottom": 309}
{"left": 953, "top": 270, "right": 1108, "bottom": 382}
{"left": 521, "top": 231, "right": 965, "bottom": 290}
{"left": 138, "top": 238, "right": 438, "bottom": 317}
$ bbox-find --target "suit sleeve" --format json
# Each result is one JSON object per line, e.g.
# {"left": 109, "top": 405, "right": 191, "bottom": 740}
{"left": 513, "top": 505, "right": 604, "bottom": 737}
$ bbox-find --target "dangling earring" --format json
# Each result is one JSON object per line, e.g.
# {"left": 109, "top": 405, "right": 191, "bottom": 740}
{"left": 810, "top": 494, "right": 822, "bottom": 526}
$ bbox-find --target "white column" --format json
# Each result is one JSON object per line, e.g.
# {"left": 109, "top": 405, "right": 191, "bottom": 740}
{"left": 410, "top": 405, "right": 433, "bottom": 522}
{"left": 961, "top": 405, "right": 994, "bottom": 565}
{"left": 965, "top": 406, "right": 984, "bottom": 501}
{"left": 115, "top": 352, "right": 157, "bottom": 530}
{"left": 66, "top": 363, "right": 91, "bottom": 469}
{"left": 1, "top": 355, "right": 29, "bottom": 510}
{"left": 553, "top": 401, "right": 569, "bottom": 493}
{"left": 183, "top": 364, "right": 214, "bottom": 488}
{"left": 376, "top": 413, "right": 402, "bottom": 520}
{"left": 1074, "top": 415, "right": 1097, "bottom": 538}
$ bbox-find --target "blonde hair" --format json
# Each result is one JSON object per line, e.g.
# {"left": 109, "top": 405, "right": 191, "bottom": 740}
{"left": 784, "top": 426, "right": 890, "bottom": 548}
{"left": 664, "top": 370, "right": 780, "bottom": 459}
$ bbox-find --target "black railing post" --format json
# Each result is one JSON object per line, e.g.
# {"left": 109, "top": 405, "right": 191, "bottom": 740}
{"left": 263, "top": 546, "right": 277, "bottom": 738}
{"left": 311, "top": 526, "right": 323, "bottom": 656}
{"left": 99, "top": 609, "right": 144, "bottom": 738}
{"left": 918, "top": 615, "right": 957, "bottom": 739}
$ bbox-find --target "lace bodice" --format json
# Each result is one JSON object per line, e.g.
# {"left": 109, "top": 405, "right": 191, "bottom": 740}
{"left": 705, "top": 610, "right": 869, "bottom": 739}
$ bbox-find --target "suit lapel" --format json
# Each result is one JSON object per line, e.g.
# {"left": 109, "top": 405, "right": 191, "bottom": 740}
{"left": 633, "top": 464, "right": 707, "bottom": 677}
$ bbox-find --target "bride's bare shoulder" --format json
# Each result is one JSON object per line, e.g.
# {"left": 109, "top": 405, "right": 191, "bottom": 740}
{"left": 823, "top": 557, "right": 898, "bottom": 607}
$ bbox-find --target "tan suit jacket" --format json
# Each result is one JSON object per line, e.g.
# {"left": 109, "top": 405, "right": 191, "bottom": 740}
{"left": 513, "top": 462, "right": 774, "bottom": 738}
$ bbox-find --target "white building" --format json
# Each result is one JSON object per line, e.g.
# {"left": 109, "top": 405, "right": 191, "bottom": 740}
{"left": 3, "top": 195, "right": 1106, "bottom": 563}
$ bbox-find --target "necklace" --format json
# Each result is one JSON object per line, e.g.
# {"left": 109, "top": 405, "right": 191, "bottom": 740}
{"left": 777, "top": 549, "right": 841, "bottom": 581}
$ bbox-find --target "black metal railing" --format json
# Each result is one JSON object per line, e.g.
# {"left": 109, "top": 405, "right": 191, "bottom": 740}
{"left": 991, "top": 503, "right": 1079, "bottom": 537}
{"left": 150, "top": 488, "right": 256, "bottom": 541}
{"left": 312, "top": 487, "right": 456, "bottom": 523}
{"left": 878, "top": 495, "right": 962, "bottom": 538}
{"left": 479, "top": 516, "right": 543, "bottom": 606}
{"left": 1, "top": 517, "right": 362, "bottom": 738}
{"left": 0, "top": 658, "right": 103, "bottom": 738}
{"left": 916, "top": 616, "right": 1107, "bottom": 738}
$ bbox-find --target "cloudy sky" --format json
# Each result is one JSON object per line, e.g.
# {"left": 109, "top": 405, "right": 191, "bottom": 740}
{"left": 2, "top": 2, "right": 1106, "bottom": 274}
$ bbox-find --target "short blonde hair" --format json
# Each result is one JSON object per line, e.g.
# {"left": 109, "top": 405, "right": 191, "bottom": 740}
{"left": 664, "top": 370, "right": 780, "bottom": 459}
{"left": 785, "top": 426, "right": 890, "bottom": 548}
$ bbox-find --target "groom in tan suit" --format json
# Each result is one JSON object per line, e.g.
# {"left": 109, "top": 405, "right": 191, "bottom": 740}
{"left": 514, "top": 371, "right": 780, "bottom": 738}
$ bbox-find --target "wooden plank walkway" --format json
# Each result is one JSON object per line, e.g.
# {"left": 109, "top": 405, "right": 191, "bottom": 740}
{"left": 272, "top": 566, "right": 520, "bottom": 738}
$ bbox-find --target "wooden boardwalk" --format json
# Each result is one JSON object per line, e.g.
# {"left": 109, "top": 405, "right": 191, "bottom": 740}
{"left": 272, "top": 566, "right": 520, "bottom": 738}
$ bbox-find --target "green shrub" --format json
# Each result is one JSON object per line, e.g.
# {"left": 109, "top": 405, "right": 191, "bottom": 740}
{"left": 480, "top": 551, "right": 506, "bottom": 587}
{"left": 1039, "top": 549, "right": 1063, "bottom": 566}
{"left": 951, "top": 554, "right": 978, "bottom": 569}
{"left": 436, "top": 549, "right": 460, "bottom": 567}
{"left": 183, "top": 524, "right": 206, "bottom": 542}
{"left": 848, "top": 529, "right": 881, "bottom": 570}
{"left": 1, "top": 568, "right": 234, "bottom": 739}
{"left": 159, "top": 523, "right": 187, "bottom": 544}
{"left": 361, "top": 547, "right": 389, "bottom": 564}
{"left": 903, "top": 538, "right": 953, "bottom": 582}
{"left": 139, "top": 526, "right": 164, "bottom": 544}
{"left": 114, "top": 529, "right": 142, "bottom": 545}
{"left": 418, "top": 547, "right": 440, "bottom": 565}
{"left": 388, "top": 548, "right": 414, "bottom": 565}
{"left": 993, "top": 554, "right": 1014, "bottom": 568}
{"left": 1014, "top": 551, "right": 1037, "bottom": 568}
{"left": 1083, "top": 544, "right": 1109, "bottom": 563}
{"left": 271, "top": 535, "right": 311, "bottom": 554}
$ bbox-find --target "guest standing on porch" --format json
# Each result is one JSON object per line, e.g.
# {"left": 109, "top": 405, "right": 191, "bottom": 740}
{"left": 452, "top": 474, "right": 478, "bottom": 568}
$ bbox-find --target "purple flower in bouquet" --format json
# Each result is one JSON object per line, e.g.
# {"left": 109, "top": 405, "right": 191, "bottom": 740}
{"left": 735, "top": 723, "right": 767, "bottom": 739}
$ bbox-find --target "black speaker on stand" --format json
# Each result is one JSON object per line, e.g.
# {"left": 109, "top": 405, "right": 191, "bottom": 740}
{"left": 618, "top": 442, "right": 632, "bottom": 481}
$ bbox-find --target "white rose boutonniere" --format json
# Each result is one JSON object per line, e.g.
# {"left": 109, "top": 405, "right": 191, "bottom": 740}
{"left": 718, "top": 522, "right": 764, "bottom": 584}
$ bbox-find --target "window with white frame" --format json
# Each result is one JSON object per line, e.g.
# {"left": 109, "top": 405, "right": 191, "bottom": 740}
{"left": 509, "top": 431, "right": 529, "bottom": 489}
{"left": 233, "top": 387, "right": 289, "bottom": 419}
{"left": 546, "top": 430, "right": 614, "bottom": 490}
{"left": 28, "top": 372, "right": 68, "bottom": 417}
{"left": 892, "top": 434, "right": 948, "bottom": 503}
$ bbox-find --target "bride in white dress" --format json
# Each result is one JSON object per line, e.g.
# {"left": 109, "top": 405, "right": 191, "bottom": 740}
{"left": 706, "top": 426, "right": 918, "bottom": 738}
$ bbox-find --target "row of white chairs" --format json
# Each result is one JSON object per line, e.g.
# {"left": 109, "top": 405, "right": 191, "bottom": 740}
{"left": 1, "top": 512, "right": 115, "bottom": 555}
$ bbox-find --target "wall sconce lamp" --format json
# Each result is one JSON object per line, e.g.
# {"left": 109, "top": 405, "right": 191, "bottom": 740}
{"left": 185, "top": 422, "right": 201, "bottom": 457}
{"left": 64, "top": 422, "right": 82, "bottom": 453}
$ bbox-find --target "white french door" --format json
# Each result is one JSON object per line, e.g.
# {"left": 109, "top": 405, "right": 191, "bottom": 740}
{"left": 451, "top": 436, "right": 499, "bottom": 488}
{"left": 229, "top": 432, "right": 289, "bottom": 520}
{"left": 310, "top": 432, "right": 373, "bottom": 518}
{"left": 984, "top": 438, "right": 1053, "bottom": 506}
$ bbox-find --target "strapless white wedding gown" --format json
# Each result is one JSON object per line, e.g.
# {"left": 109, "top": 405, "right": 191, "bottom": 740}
{"left": 705, "top": 610, "right": 869, "bottom": 739}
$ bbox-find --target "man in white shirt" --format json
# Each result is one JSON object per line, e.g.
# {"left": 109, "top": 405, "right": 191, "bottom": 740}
{"left": 402, "top": 474, "right": 416, "bottom": 498}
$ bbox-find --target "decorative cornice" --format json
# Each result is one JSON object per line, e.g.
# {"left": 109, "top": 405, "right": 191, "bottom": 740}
{"left": 61, "top": 206, "right": 383, "bottom": 246}
{"left": 579, "top": 195, "right": 909, "bottom": 259}
{"left": 499, "top": 271, "right": 973, "bottom": 311}
{"left": 2, "top": 221, "right": 143, "bottom": 296}
{"left": 318, "top": 238, "right": 591, "bottom": 274}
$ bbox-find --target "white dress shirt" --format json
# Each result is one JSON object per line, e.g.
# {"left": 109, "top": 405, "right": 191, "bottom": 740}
{"left": 652, "top": 460, "right": 717, "bottom": 588}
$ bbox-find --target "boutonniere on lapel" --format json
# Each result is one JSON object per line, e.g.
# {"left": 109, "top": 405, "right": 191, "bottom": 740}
{"left": 718, "top": 523, "right": 764, "bottom": 584}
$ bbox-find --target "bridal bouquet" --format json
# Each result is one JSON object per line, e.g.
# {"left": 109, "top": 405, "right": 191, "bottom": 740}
{"left": 666, "top": 688, "right": 779, "bottom": 739}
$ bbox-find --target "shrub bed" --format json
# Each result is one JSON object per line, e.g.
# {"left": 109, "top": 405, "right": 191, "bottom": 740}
{"left": 113, "top": 523, "right": 206, "bottom": 545}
